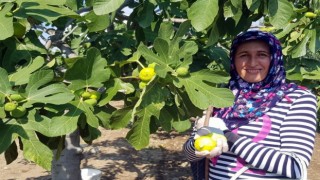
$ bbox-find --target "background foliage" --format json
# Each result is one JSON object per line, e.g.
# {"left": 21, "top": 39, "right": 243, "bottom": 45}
{"left": 0, "top": 0, "right": 319, "bottom": 170}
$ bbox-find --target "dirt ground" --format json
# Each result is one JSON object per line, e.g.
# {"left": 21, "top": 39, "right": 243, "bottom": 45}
{"left": 1, "top": 128, "right": 319, "bottom": 180}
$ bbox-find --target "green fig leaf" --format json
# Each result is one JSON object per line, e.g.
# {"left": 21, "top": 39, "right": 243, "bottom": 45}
{"left": 24, "top": 70, "right": 75, "bottom": 108}
{"left": 65, "top": 47, "right": 110, "bottom": 90}
{"left": 175, "top": 70, "right": 234, "bottom": 109}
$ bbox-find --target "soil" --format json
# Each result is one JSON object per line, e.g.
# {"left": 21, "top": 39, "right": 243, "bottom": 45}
{"left": 1, "top": 128, "right": 320, "bottom": 180}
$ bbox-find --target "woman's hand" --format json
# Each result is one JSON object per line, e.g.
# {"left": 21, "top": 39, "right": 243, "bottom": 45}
{"left": 194, "top": 135, "right": 229, "bottom": 158}
{"left": 194, "top": 117, "right": 229, "bottom": 158}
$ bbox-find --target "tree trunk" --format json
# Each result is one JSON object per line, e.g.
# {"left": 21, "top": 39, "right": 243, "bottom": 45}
{"left": 51, "top": 130, "right": 83, "bottom": 180}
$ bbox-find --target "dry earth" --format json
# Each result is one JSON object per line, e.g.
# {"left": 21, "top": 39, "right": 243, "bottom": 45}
{"left": 1, "top": 128, "right": 319, "bottom": 180}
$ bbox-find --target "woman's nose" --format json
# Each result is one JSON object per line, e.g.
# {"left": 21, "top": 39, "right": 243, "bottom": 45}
{"left": 247, "top": 56, "right": 257, "bottom": 66}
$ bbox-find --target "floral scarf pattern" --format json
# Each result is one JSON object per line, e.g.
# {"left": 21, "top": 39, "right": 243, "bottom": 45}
{"left": 215, "top": 30, "right": 299, "bottom": 130}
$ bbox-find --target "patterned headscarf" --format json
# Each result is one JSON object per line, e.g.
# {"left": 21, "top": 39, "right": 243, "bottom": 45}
{"left": 215, "top": 30, "right": 299, "bottom": 130}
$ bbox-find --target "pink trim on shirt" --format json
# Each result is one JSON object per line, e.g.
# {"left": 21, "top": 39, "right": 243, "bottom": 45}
{"left": 231, "top": 115, "right": 271, "bottom": 175}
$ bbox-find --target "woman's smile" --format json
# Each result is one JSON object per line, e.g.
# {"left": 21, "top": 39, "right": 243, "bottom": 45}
{"left": 245, "top": 69, "right": 262, "bottom": 73}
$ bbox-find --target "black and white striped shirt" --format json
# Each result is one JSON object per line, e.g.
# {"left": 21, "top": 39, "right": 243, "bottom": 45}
{"left": 184, "top": 89, "right": 318, "bottom": 179}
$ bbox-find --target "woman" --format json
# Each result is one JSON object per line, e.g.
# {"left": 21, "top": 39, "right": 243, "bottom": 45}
{"left": 183, "top": 30, "right": 318, "bottom": 179}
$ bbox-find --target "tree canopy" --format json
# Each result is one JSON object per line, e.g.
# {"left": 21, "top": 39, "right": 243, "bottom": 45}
{"left": 0, "top": 0, "right": 319, "bottom": 171}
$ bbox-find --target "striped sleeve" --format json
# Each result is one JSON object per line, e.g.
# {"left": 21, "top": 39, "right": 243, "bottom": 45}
{"left": 230, "top": 92, "right": 317, "bottom": 179}
{"left": 183, "top": 127, "right": 204, "bottom": 162}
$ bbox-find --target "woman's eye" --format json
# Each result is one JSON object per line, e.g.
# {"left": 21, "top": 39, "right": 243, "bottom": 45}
{"left": 239, "top": 54, "right": 247, "bottom": 58}
{"left": 258, "top": 53, "right": 270, "bottom": 57}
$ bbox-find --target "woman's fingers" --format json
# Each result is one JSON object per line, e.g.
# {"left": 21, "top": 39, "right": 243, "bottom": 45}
{"left": 195, "top": 150, "right": 210, "bottom": 157}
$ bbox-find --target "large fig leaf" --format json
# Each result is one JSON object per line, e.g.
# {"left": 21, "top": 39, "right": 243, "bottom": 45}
{"left": 0, "top": 120, "right": 28, "bottom": 154}
{"left": 24, "top": 70, "right": 74, "bottom": 108}
{"left": 177, "top": 41, "right": 198, "bottom": 61}
{"left": 158, "top": 22, "right": 174, "bottom": 42}
{"left": 85, "top": 11, "right": 110, "bottom": 32}
{"left": 73, "top": 100, "right": 99, "bottom": 128}
{"left": 109, "top": 106, "right": 133, "bottom": 130}
{"left": 170, "top": 21, "right": 192, "bottom": 57}
{"left": 0, "top": 68, "right": 14, "bottom": 96}
{"left": 308, "top": 29, "right": 317, "bottom": 54}
{"left": 268, "top": 0, "right": 294, "bottom": 28}
{"left": 20, "top": 129, "right": 53, "bottom": 170}
{"left": 153, "top": 38, "right": 171, "bottom": 65}
{"left": 223, "top": 0, "right": 243, "bottom": 25}
{"left": 153, "top": 21, "right": 194, "bottom": 67}
{"left": 138, "top": 43, "right": 174, "bottom": 78}
{"left": 139, "top": 82, "right": 170, "bottom": 109}
{"left": 95, "top": 106, "right": 116, "bottom": 129}
{"left": 172, "top": 119, "right": 191, "bottom": 132}
{"left": 25, "top": 107, "right": 82, "bottom": 137}
{"left": 65, "top": 47, "right": 110, "bottom": 90}
{"left": 291, "top": 29, "right": 313, "bottom": 58}
{"left": 158, "top": 107, "right": 174, "bottom": 131}
{"left": 175, "top": 70, "right": 234, "bottom": 109}
{"left": 93, "top": 0, "right": 125, "bottom": 15}
{"left": 15, "top": 1, "right": 79, "bottom": 22}
{"left": 245, "top": 0, "right": 261, "bottom": 11}
{"left": 126, "top": 102, "right": 164, "bottom": 150}
{"left": 138, "top": 21, "right": 196, "bottom": 78}
{"left": 187, "top": 0, "right": 219, "bottom": 31}
{"left": 135, "top": 1, "right": 154, "bottom": 28}
{"left": 8, "top": 56, "right": 45, "bottom": 85}
{"left": 98, "top": 78, "right": 123, "bottom": 106}
{"left": 0, "top": 3, "right": 13, "bottom": 40}
{"left": 159, "top": 105, "right": 192, "bottom": 132}
{"left": 126, "top": 82, "right": 168, "bottom": 150}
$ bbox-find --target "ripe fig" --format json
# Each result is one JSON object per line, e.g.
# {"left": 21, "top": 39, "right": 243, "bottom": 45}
{"left": 305, "top": 12, "right": 317, "bottom": 18}
{"left": 139, "top": 68, "right": 155, "bottom": 82}
{"left": 194, "top": 136, "right": 217, "bottom": 151}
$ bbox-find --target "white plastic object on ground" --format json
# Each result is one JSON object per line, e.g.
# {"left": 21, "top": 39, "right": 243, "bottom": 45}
{"left": 81, "top": 168, "right": 102, "bottom": 180}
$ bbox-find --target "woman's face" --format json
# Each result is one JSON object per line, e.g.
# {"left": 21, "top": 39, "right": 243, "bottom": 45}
{"left": 234, "top": 40, "right": 271, "bottom": 83}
